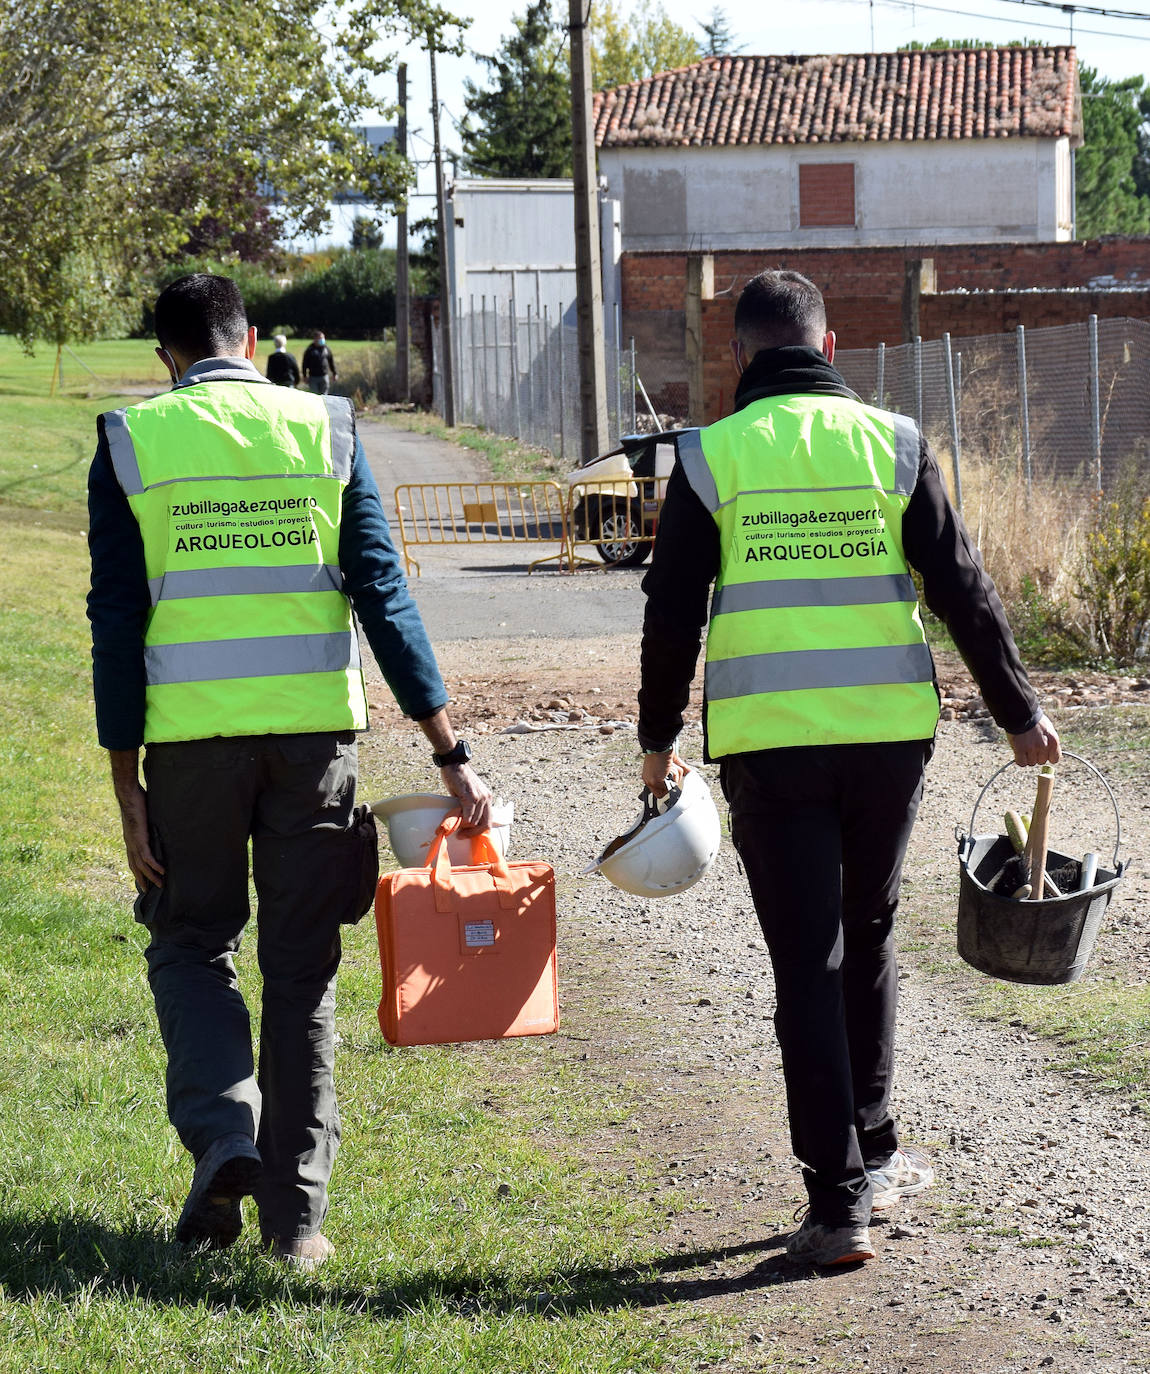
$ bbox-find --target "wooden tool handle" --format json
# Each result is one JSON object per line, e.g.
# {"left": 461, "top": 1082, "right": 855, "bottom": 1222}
{"left": 1026, "top": 770, "right": 1054, "bottom": 902}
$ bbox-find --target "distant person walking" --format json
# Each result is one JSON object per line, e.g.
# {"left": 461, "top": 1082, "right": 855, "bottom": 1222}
{"left": 302, "top": 331, "right": 337, "bottom": 395}
{"left": 266, "top": 334, "right": 300, "bottom": 388}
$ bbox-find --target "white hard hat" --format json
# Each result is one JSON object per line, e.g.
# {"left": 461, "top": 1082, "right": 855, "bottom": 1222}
{"left": 371, "top": 793, "right": 513, "bottom": 868}
{"left": 590, "top": 767, "right": 721, "bottom": 898}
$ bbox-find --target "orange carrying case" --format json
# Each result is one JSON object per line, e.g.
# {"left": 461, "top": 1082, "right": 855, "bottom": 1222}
{"left": 374, "top": 817, "right": 559, "bottom": 1046}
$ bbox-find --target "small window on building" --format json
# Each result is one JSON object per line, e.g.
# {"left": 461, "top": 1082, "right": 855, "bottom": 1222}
{"left": 799, "top": 163, "right": 856, "bottom": 227}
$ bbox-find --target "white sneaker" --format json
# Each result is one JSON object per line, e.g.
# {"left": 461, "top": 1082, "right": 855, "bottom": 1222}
{"left": 869, "top": 1145, "right": 935, "bottom": 1213}
{"left": 786, "top": 1215, "right": 876, "bottom": 1266}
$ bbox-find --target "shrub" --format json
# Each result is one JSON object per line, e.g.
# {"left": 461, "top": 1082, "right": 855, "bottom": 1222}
{"left": 140, "top": 257, "right": 288, "bottom": 336}
{"left": 1009, "top": 574, "right": 1091, "bottom": 666}
{"left": 139, "top": 250, "right": 406, "bottom": 339}
{"left": 1078, "top": 475, "right": 1150, "bottom": 664}
{"left": 338, "top": 341, "right": 426, "bottom": 406}
{"left": 277, "top": 251, "right": 396, "bottom": 338}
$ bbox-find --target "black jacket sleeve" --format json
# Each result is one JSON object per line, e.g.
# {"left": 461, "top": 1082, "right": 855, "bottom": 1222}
{"left": 636, "top": 460, "right": 719, "bottom": 750}
{"left": 902, "top": 438, "right": 1040, "bottom": 735}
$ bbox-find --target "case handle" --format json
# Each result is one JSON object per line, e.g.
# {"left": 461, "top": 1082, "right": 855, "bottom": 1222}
{"left": 427, "top": 814, "right": 517, "bottom": 912}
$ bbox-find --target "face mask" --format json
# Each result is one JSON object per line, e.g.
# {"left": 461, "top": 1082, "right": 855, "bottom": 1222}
{"left": 159, "top": 348, "right": 180, "bottom": 386}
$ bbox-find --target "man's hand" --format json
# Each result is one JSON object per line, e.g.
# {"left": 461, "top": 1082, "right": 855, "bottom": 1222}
{"left": 418, "top": 709, "right": 492, "bottom": 831}
{"left": 108, "top": 750, "right": 164, "bottom": 890}
{"left": 440, "top": 762, "right": 492, "bottom": 833}
{"left": 641, "top": 747, "right": 687, "bottom": 798}
{"left": 1007, "top": 713, "right": 1062, "bottom": 768}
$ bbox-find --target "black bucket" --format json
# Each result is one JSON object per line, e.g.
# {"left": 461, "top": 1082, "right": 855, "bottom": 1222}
{"left": 955, "top": 753, "right": 1125, "bottom": 986}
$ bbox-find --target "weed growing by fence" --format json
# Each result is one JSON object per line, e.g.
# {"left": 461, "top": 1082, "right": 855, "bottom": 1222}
{"left": 1078, "top": 472, "right": 1150, "bottom": 665}
{"left": 960, "top": 457, "right": 1090, "bottom": 664}
{"left": 340, "top": 341, "right": 427, "bottom": 408}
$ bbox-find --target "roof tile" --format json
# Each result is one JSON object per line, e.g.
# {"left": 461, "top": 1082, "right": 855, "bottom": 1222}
{"left": 593, "top": 47, "right": 1080, "bottom": 149}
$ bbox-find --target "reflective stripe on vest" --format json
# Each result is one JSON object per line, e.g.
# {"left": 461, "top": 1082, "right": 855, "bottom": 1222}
{"left": 680, "top": 394, "right": 939, "bottom": 756}
{"left": 103, "top": 381, "right": 368, "bottom": 744}
{"left": 147, "top": 562, "right": 343, "bottom": 606}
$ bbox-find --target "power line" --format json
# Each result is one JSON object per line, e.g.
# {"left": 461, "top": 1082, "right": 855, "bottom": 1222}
{"left": 859, "top": 0, "right": 1150, "bottom": 41}
{"left": 991, "top": 0, "right": 1150, "bottom": 21}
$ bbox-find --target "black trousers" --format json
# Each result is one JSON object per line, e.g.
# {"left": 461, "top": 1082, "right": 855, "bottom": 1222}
{"left": 721, "top": 738, "right": 932, "bottom": 1227}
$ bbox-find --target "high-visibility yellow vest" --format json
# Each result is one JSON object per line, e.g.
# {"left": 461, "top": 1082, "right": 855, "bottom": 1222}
{"left": 102, "top": 379, "right": 369, "bottom": 744}
{"left": 678, "top": 393, "right": 940, "bottom": 756}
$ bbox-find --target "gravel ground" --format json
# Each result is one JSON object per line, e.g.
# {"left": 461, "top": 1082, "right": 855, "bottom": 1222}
{"left": 360, "top": 632, "right": 1150, "bottom": 1374}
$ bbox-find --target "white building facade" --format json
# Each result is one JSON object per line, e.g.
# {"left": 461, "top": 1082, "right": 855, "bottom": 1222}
{"left": 594, "top": 47, "right": 1082, "bottom": 251}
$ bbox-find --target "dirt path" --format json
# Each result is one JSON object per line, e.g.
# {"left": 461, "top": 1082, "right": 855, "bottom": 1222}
{"left": 361, "top": 633, "right": 1150, "bottom": 1374}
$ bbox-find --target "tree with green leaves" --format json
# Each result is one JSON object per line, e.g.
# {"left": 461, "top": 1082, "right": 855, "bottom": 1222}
{"left": 592, "top": 0, "right": 703, "bottom": 89}
{"left": 697, "top": 5, "right": 740, "bottom": 57}
{"left": 898, "top": 40, "right": 1150, "bottom": 236}
{"left": 458, "top": 1, "right": 572, "bottom": 178}
{"left": 1076, "top": 66, "right": 1150, "bottom": 237}
{"left": 899, "top": 36, "right": 1045, "bottom": 50}
{"left": 0, "top": 0, "right": 465, "bottom": 348}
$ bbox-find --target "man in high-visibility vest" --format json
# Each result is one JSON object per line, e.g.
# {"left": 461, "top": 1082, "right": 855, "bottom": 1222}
{"left": 87, "top": 274, "right": 490, "bottom": 1268}
{"left": 637, "top": 270, "right": 1060, "bottom": 1267}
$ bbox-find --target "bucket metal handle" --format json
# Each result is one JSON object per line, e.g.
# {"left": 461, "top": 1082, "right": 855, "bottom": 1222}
{"left": 961, "top": 751, "right": 1122, "bottom": 870}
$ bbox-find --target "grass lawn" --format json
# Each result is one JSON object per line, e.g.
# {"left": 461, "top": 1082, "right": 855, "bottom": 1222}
{"left": 0, "top": 346, "right": 740, "bottom": 1370}
{"left": 0, "top": 336, "right": 397, "bottom": 519}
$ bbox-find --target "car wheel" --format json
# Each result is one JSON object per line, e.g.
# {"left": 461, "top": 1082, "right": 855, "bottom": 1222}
{"left": 596, "top": 503, "right": 650, "bottom": 567}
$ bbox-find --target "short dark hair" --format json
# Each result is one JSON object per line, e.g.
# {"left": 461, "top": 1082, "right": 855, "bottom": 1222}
{"left": 154, "top": 274, "right": 248, "bottom": 359}
{"left": 734, "top": 270, "right": 827, "bottom": 356}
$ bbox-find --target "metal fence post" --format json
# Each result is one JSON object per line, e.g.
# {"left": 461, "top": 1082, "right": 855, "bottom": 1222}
{"left": 455, "top": 298, "right": 464, "bottom": 423}
{"left": 955, "top": 350, "right": 962, "bottom": 453}
{"left": 468, "top": 295, "right": 477, "bottom": 428}
{"left": 629, "top": 336, "right": 637, "bottom": 434}
{"left": 558, "top": 301, "right": 566, "bottom": 462}
{"left": 1089, "top": 313, "right": 1102, "bottom": 493}
{"left": 614, "top": 300, "right": 623, "bottom": 440}
{"left": 480, "top": 296, "right": 489, "bottom": 429}
{"left": 875, "top": 341, "right": 885, "bottom": 406}
{"left": 914, "top": 335, "right": 924, "bottom": 429}
{"left": 1016, "top": 325, "right": 1032, "bottom": 498}
{"left": 525, "top": 303, "right": 536, "bottom": 446}
{"left": 509, "top": 282, "right": 522, "bottom": 440}
{"left": 543, "top": 304, "right": 553, "bottom": 455}
{"left": 494, "top": 299, "right": 503, "bottom": 436}
{"left": 943, "top": 332, "right": 963, "bottom": 514}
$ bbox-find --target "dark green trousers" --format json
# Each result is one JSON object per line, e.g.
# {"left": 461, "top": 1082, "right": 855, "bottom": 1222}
{"left": 137, "top": 731, "right": 375, "bottom": 1242}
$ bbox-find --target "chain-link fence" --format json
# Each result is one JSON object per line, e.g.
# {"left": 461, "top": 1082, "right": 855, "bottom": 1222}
{"left": 434, "top": 310, "right": 1150, "bottom": 505}
{"left": 836, "top": 316, "right": 1150, "bottom": 510}
{"left": 432, "top": 299, "right": 641, "bottom": 463}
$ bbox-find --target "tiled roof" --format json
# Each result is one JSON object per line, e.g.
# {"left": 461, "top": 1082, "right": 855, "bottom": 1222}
{"left": 593, "top": 48, "right": 1081, "bottom": 148}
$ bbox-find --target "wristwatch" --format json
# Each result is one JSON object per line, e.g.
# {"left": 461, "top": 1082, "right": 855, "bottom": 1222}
{"left": 432, "top": 739, "right": 472, "bottom": 768}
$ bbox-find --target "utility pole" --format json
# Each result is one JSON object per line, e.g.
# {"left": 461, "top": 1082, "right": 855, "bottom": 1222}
{"left": 395, "top": 62, "right": 410, "bottom": 404}
{"left": 429, "top": 38, "right": 455, "bottom": 426}
{"left": 568, "top": 0, "right": 609, "bottom": 459}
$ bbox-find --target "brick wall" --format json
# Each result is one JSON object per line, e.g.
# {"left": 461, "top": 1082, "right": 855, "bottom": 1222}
{"left": 623, "top": 240, "right": 1150, "bottom": 422}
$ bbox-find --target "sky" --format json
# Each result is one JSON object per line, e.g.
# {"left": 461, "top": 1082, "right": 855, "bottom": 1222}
{"left": 316, "top": 0, "right": 1150, "bottom": 248}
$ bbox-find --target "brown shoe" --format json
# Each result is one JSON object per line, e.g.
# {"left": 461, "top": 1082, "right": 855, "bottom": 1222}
{"left": 265, "top": 1233, "right": 335, "bottom": 1270}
